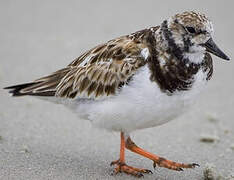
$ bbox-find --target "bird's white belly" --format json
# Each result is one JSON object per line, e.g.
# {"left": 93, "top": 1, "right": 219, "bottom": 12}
{"left": 73, "top": 66, "right": 207, "bottom": 133}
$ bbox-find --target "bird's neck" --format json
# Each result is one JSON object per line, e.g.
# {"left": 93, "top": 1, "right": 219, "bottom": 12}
{"left": 148, "top": 28, "right": 212, "bottom": 94}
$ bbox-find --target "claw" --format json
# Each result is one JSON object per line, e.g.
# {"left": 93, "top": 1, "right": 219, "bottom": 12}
{"left": 144, "top": 169, "right": 153, "bottom": 174}
{"left": 153, "top": 162, "right": 157, "bottom": 169}
{"left": 110, "top": 159, "right": 119, "bottom": 166}
{"left": 191, "top": 163, "right": 200, "bottom": 168}
{"left": 110, "top": 170, "right": 116, "bottom": 176}
{"left": 136, "top": 173, "right": 144, "bottom": 178}
{"left": 177, "top": 167, "right": 184, "bottom": 171}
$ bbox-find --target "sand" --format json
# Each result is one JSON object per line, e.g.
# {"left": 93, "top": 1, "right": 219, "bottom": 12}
{"left": 0, "top": 1, "right": 234, "bottom": 179}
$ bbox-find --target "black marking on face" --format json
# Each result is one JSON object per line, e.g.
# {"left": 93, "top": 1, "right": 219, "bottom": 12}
{"left": 182, "top": 35, "right": 192, "bottom": 52}
{"left": 161, "top": 20, "right": 184, "bottom": 61}
{"left": 162, "top": 20, "right": 196, "bottom": 61}
{"left": 173, "top": 19, "right": 196, "bottom": 53}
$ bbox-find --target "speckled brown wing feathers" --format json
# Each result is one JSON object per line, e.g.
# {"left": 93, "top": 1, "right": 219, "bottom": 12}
{"left": 56, "top": 35, "right": 149, "bottom": 98}
{"left": 5, "top": 30, "right": 154, "bottom": 98}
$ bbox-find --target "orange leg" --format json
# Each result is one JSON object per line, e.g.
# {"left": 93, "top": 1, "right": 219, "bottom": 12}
{"left": 111, "top": 132, "right": 152, "bottom": 177}
{"left": 125, "top": 137, "right": 199, "bottom": 171}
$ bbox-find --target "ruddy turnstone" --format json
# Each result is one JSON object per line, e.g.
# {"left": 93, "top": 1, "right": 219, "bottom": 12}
{"left": 5, "top": 11, "right": 230, "bottom": 177}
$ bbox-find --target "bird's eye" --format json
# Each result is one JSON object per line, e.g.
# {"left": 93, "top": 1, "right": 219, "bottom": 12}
{"left": 185, "top": 26, "right": 196, "bottom": 34}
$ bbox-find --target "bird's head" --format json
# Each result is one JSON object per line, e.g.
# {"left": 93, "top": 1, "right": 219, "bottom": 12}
{"left": 160, "top": 11, "right": 230, "bottom": 63}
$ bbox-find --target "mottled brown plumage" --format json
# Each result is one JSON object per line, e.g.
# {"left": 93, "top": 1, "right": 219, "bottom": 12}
{"left": 5, "top": 33, "right": 150, "bottom": 98}
{"left": 56, "top": 35, "right": 150, "bottom": 98}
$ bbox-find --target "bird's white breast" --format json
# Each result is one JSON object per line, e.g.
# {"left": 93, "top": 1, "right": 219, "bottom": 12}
{"left": 72, "top": 65, "right": 208, "bottom": 133}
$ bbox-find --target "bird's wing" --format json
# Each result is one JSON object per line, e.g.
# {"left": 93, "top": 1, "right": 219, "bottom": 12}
{"left": 55, "top": 34, "right": 150, "bottom": 98}
{"left": 5, "top": 28, "right": 158, "bottom": 99}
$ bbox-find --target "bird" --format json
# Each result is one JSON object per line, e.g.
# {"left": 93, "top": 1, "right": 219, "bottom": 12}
{"left": 4, "top": 11, "right": 230, "bottom": 177}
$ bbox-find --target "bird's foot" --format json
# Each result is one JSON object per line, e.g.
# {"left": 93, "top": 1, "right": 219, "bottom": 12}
{"left": 125, "top": 137, "right": 199, "bottom": 171}
{"left": 152, "top": 157, "right": 199, "bottom": 171}
{"left": 111, "top": 160, "right": 152, "bottom": 178}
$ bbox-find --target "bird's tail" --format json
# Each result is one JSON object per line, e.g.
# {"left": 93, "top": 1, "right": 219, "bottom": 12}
{"left": 4, "top": 82, "right": 56, "bottom": 97}
{"left": 4, "top": 68, "right": 71, "bottom": 97}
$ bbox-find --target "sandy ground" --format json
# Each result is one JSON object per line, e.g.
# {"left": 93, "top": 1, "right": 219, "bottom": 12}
{"left": 0, "top": 1, "right": 234, "bottom": 180}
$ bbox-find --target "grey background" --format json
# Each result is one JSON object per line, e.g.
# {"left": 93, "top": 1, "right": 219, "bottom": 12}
{"left": 0, "top": 0, "right": 234, "bottom": 180}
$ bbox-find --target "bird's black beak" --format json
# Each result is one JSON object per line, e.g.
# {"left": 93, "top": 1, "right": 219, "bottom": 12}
{"left": 203, "top": 38, "right": 230, "bottom": 60}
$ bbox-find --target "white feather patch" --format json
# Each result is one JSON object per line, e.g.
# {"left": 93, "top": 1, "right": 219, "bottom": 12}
{"left": 184, "top": 45, "right": 205, "bottom": 64}
{"left": 141, "top": 48, "right": 149, "bottom": 60}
